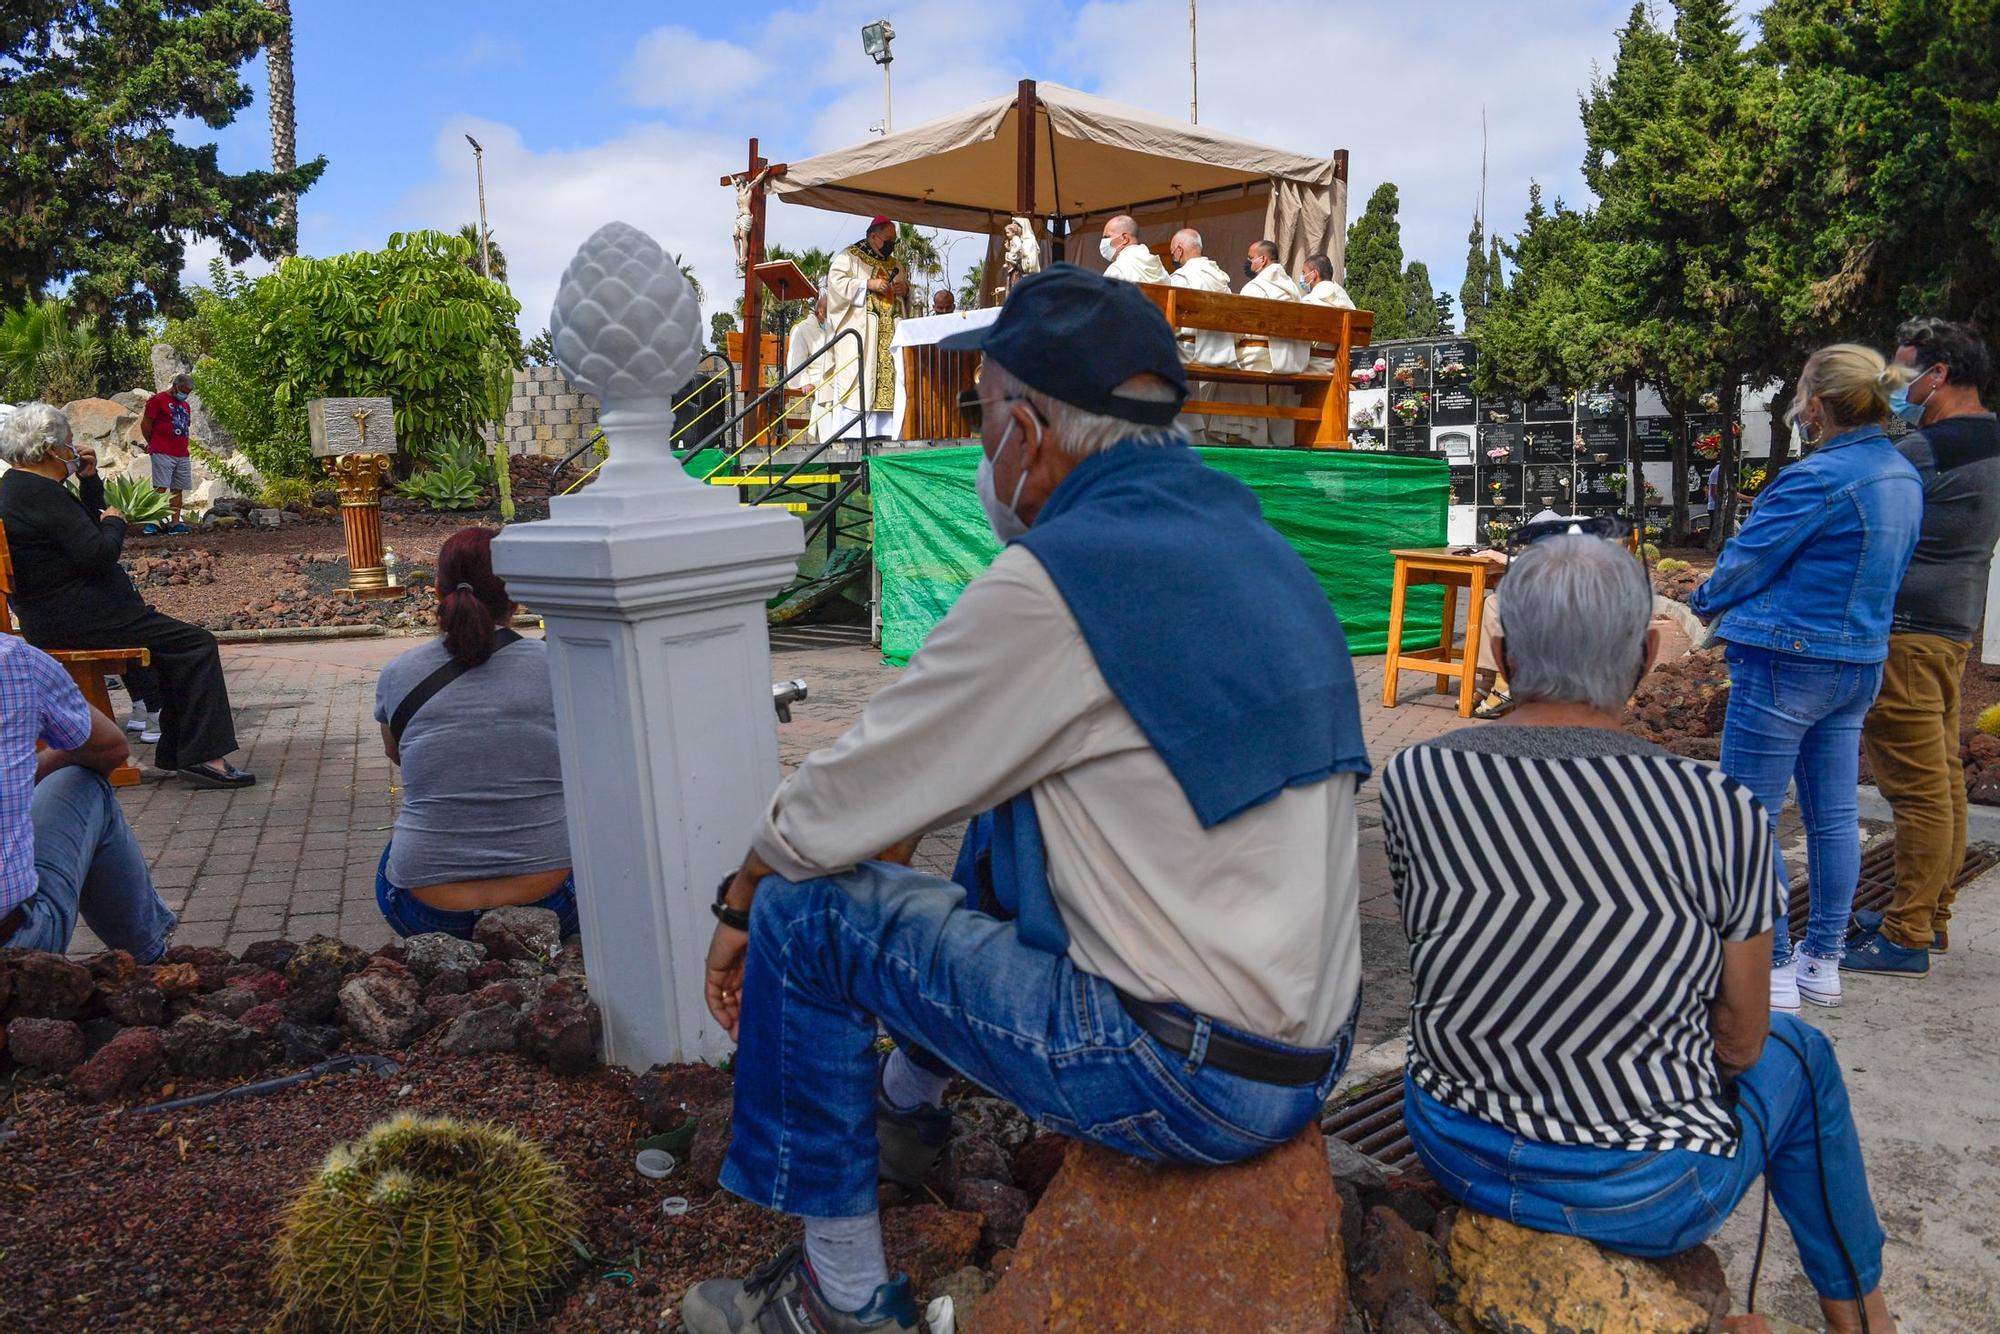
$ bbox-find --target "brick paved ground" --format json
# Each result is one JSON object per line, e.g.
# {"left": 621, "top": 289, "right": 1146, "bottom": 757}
{"left": 87, "top": 633, "right": 1473, "bottom": 1039}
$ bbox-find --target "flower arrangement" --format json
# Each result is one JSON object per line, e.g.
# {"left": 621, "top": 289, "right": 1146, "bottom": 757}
{"left": 1439, "top": 359, "right": 1468, "bottom": 380}
{"left": 1485, "top": 444, "right": 1512, "bottom": 462}
{"left": 1489, "top": 479, "right": 1508, "bottom": 498}
{"left": 1573, "top": 434, "right": 1589, "bottom": 455}
{"left": 1393, "top": 358, "right": 1427, "bottom": 386}
{"left": 1693, "top": 431, "right": 1723, "bottom": 460}
{"left": 1739, "top": 466, "right": 1769, "bottom": 497}
{"left": 1485, "top": 517, "right": 1516, "bottom": 544}
{"left": 1699, "top": 391, "right": 1721, "bottom": 412}
{"left": 1606, "top": 469, "right": 1629, "bottom": 491}
{"left": 1351, "top": 399, "right": 1385, "bottom": 429}
{"left": 1391, "top": 394, "right": 1427, "bottom": 425}
{"left": 1351, "top": 357, "right": 1386, "bottom": 387}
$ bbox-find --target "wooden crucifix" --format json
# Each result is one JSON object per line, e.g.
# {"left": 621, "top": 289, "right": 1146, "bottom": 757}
{"left": 721, "top": 141, "right": 787, "bottom": 452}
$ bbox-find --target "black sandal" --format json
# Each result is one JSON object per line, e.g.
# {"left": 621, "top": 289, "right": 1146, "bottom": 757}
{"left": 179, "top": 761, "right": 256, "bottom": 789}
{"left": 1472, "top": 688, "right": 1514, "bottom": 720}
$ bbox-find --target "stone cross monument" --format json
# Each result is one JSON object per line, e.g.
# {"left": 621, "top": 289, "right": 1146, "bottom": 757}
{"left": 308, "top": 396, "right": 402, "bottom": 597}
{"left": 491, "top": 223, "right": 804, "bottom": 1069}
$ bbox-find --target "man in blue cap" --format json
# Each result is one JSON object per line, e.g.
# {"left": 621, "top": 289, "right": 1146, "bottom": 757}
{"left": 682, "top": 265, "right": 1370, "bottom": 1334}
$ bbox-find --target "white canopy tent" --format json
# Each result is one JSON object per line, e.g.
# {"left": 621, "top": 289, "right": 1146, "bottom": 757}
{"left": 770, "top": 80, "right": 1349, "bottom": 296}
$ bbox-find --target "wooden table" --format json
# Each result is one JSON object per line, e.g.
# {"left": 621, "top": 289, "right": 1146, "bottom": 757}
{"left": 1382, "top": 548, "right": 1505, "bottom": 719}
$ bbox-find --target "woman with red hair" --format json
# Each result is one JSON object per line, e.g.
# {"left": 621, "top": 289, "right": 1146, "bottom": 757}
{"left": 371, "top": 527, "right": 576, "bottom": 940}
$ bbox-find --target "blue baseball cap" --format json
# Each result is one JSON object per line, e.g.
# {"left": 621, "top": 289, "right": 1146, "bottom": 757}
{"left": 939, "top": 264, "right": 1187, "bottom": 426}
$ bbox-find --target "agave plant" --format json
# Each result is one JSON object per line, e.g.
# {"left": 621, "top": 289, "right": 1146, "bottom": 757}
{"left": 400, "top": 458, "right": 486, "bottom": 510}
{"left": 272, "top": 1114, "right": 581, "bottom": 1333}
{"left": 102, "top": 473, "right": 170, "bottom": 526}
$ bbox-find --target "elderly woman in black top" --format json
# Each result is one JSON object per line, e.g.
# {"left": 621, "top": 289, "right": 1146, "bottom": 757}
{"left": 0, "top": 403, "right": 252, "bottom": 788}
{"left": 1379, "top": 532, "right": 1893, "bottom": 1334}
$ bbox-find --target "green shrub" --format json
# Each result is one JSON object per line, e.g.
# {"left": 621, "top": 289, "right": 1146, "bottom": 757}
{"left": 400, "top": 458, "right": 486, "bottom": 510}
{"left": 103, "top": 474, "right": 169, "bottom": 526}
{"left": 272, "top": 1114, "right": 580, "bottom": 1334}
{"left": 258, "top": 477, "right": 316, "bottom": 510}
{"left": 191, "top": 441, "right": 258, "bottom": 498}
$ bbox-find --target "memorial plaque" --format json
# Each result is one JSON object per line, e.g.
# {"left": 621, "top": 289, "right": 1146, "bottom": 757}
{"left": 1523, "top": 384, "right": 1571, "bottom": 422}
{"left": 1478, "top": 422, "right": 1524, "bottom": 455}
{"left": 1577, "top": 417, "right": 1627, "bottom": 462}
{"left": 1481, "top": 396, "right": 1525, "bottom": 424}
{"left": 1431, "top": 384, "right": 1477, "bottom": 425}
{"left": 1480, "top": 462, "right": 1523, "bottom": 506}
{"left": 1348, "top": 343, "right": 1387, "bottom": 388}
{"left": 1388, "top": 391, "right": 1431, "bottom": 428}
{"left": 1388, "top": 345, "right": 1432, "bottom": 389}
{"left": 1636, "top": 415, "right": 1678, "bottom": 462}
{"left": 1446, "top": 466, "right": 1474, "bottom": 507}
{"left": 1685, "top": 412, "right": 1724, "bottom": 444}
{"left": 1523, "top": 424, "right": 1574, "bottom": 463}
{"left": 1430, "top": 426, "right": 1476, "bottom": 462}
{"left": 1387, "top": 425, "right": 1435, "bottom": 454}
{"left": 1348, "top": 429, "right": 1388, "bottom": 452}
{"left": 1576, "top": 464, "right": 1623, "bottom": 503}
{"left": 1431, "top": 340, "right": 1476, "bottom": 382}
{"left": 308, "top": 397, "right": 399, "bottom": 458}
{"left": 1576, "top": 388, "right": 1621, "bottom": 420}
{"left": 1524, "top": 464, "right": 1575, "bottom": 508}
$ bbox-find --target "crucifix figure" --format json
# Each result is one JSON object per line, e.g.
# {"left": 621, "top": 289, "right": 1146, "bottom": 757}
{"left": 352, "top": 407, "right": 371, "bottom": 450}
{"left": 732, "top": 165, "right": 775, "bottom": 274}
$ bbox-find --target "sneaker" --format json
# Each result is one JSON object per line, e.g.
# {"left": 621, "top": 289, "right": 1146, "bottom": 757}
{"left": 139, "top": 710, "right": 162, "bottom": 744}
{"left": 167, "top": 521, "right": 191, "bottom": 535}
{"left": 875, "top": 1053, "right": 952, "bottom": 1187}
{"left": 1843, "top": 929, "right": 1931, "bottom": 977}
{"left": 681, "top": 1243, "right": 920, "bottom": 1333}
{"left": 125, "top": 711, "right": 148, "bottom": 734}
{"left": 1850, "top": 908, "right": 1946, "bottom": 953}
{"left": 1770, "top": 954, "right": 1801, "bottom": 1013}
{"left": 1796, "top": 951, "right": 1841, "bottom": 1007}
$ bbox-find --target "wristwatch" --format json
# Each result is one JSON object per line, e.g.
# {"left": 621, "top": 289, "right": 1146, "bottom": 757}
{"left": 711, "top": 873, "right": 751, "bottom": 931}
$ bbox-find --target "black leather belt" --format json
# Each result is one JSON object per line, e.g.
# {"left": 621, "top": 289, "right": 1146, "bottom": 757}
{"left": 1116, "top": 989, "right": 1335, "bottom": 1086}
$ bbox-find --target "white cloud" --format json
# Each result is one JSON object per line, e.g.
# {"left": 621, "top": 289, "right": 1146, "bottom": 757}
{"left": 620, "top": 27, "right": 772, "bottom": 111}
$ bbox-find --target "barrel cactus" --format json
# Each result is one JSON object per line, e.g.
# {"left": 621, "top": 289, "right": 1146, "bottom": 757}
{"left": 273, "top": 1114, "right": 582, "bottom": 1332}
{"left": 1978, "top": 702, "right": 2000, "bottom": 739}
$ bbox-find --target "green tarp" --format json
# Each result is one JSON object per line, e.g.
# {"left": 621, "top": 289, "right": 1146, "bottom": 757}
{"left": 871, "top": 446, "right": 1448, "bottom": 665}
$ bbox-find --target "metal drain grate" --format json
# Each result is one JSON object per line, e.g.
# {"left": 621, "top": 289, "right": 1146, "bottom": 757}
{"left": 1323, "top": 839, "right": 1999, "bottom": 1171}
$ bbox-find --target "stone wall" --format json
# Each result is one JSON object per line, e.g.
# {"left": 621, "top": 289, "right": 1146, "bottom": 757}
{"left": 502, "top": 365, "right": 599, "bottom": 458}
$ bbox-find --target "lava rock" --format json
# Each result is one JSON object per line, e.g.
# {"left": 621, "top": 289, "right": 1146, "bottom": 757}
{"left": 238, "top": 939, "right": 298, "bottom": 972}
{"left": 8, "top": 1016, "right": 88, "bottom": 1072}
{"left": 554, "top": 940, "right": 586, "bottom": 978}
{"left": 1378, "top": 1289, "right": 1456, "bottom": 1334}
{"left": 275, "top": 1021, "right": 342, "bottom": 1065}
{"left": 164, "top": 944, "right": 232, "bottom": 991}
{"left": 423, "top": 994, "right": 473, "bottom": 1024}
{"left": 401, "top": 932, "right": 485, "bottom": 982}
{"left": 1379, "top": 1176, "right": 1443, "bottom": 1235}
{"left": 514, "top": 997, "right": 599, "bottom": 1075}
{"left": 149, "top": 962, "right": 203, "bottom": 999}
{"left": 1335, "top": 1179, "right": 1365, "bottom": 1261}
{"left": 239, "top": 1002, "right": 285, "bottom": 1032}
{"left": 978, "top": 1127, "right": 1347, "bottom": 1332}
{"left": 951, "top": 1177, "right": 1030, "bottom": 1250}
{"left": 929, "top": 1265, "right": 991, "bottom": 1330}
{"left": 281, "top": 976, "right": 340, "bottom": 1025}
{"left": 1447, "top": 1211, "right": 1712, "bottom": 1334}
{"left": 954, "top": 1095, "right": 1035, "bottom": 1154}
{"left": 469, "top": 980, "right": 529, "bottom": 1010}
{"left": 1010, "top": 1134, "right": 1071, "bottom": 1203}
{"left": 437, "top": 1003, "right": 519, "bottom": 1055}
{"left": 162, "top": 1012, "right": 279, "bottom": 1079}
{"left": 87, "top": 949, "right": 139, "bottom": 991}
{"left": 80, "top": 1016, "right": 124, "bottom": 1053}
{"left": 70, "top": 1027, "right": 167, "bottom": 1102}
{"left": 1353, "top": 1205, "right": 1437, "bottom": 1321}
{"left": 230, "top": 970, "right": 288, "bottom": 1003}
{"left": 945, "top": 1133, "right": 1013, "bottom": 1192}
{"left": 466, "top": 958, "right": 544, "bottom": 987}
{"left": 473, "top": 905, "right": 562, "bottom": 963}
{"left": 196, "top": 986, "right": 257, "bottom": 1019}
{"left": 337, "top": 959, "right": 430, "bottom": 1049}
{"left": 283, "top": 935, "right": 369, "bottom": 990}
{"left": 104, "top": 980, "right": 166, "bottom": 1027}
{"left": 1326, "top": 1132, "right": 1395, "bottom": 1192}
{"left": 423, "top": 967, "right": 470, "bottom": 998}
{"left": 9, "top": 951, "right": 96, "bottom": 1018}
{"left": 880, "top": 1204, "right": 985, "bottom": 1292}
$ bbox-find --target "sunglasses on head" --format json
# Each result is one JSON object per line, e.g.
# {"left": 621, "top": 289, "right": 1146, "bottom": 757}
{"left": 1507, "top": 514, "right": 1634, "bottom": 553}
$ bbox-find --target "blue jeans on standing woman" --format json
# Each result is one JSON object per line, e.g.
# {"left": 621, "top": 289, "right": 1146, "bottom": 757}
{"left": 1405, "top": 1013, "right": 1884, "bottom": 1301}
{"left": 1720, "top": 643, "right": 1884, "bottom": 964}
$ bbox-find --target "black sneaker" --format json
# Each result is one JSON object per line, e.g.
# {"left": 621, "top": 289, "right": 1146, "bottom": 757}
{"left": 680, "top": 1243, "right": 921, "bottom": 1333}
{"left": 875, "top": 1052, "right": 951, "bottom": 1187}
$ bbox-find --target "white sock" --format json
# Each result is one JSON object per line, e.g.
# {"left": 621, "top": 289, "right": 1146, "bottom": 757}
{"left": 803, "top": 1212, "right": 888, "bottom": 1314}
{"left": 879, "top": 1047, "right": 950, "bottom": 1112}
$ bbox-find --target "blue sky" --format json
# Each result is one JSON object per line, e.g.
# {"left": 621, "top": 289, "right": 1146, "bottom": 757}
{"left": 187, "top": 0, "right": 1702, "bottom": 334}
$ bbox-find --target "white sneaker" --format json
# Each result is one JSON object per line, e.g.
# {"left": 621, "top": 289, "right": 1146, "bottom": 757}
{"left": 1797, "top": 951, "right": 1842, "bottom": 1007}
{"left": 139, "top": 710, "right": 163, "bottom": 745}
{"left": 126, "top": 711, "right": 147, "bottom": 734}
{"left": 1771, "top": 954, "right": 1802, "bottom": 1013}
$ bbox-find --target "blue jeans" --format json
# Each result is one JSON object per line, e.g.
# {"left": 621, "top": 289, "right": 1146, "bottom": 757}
{"left": 721, "top": 860, "right": 1355, "bottom": 1218}
{"left": 1406, "top": 1014, "right": 1883, "bottom": 1300}
{"left": 1719, "top": 643, "right": 1884, "bottom": 963}
{"left": 373, "top": 843, "right": 579, "bottom": 941}
{"left": 12, "top": 768, "right": 176, "bottom": 960}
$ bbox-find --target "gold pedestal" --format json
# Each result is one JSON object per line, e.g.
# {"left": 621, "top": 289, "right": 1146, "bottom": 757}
{"left": 326, "top": 453, "right": 403, "bottom": 598}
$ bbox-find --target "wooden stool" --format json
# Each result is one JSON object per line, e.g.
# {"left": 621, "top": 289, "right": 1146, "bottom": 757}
{"left": 1382, "top": 547, "right": 1505, "bottom": 719}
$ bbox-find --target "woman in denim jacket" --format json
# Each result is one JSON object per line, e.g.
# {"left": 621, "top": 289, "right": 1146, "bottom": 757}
{"left": 1689, "top": 345, "right": 1921, "bottom": 1012}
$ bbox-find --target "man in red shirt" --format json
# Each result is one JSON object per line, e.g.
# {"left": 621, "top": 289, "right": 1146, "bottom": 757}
{"left": 139, "top": 373, "right": 194, "bottom": 533}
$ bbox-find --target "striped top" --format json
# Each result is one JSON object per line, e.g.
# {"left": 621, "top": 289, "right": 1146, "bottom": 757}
{"left": 1379, "top": 725, "right": 1778, "bottom": 1155}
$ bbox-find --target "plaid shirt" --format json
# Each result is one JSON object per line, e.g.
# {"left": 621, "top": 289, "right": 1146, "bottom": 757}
{"left": 1, "top": 635, "right": 92, "bottom": 913}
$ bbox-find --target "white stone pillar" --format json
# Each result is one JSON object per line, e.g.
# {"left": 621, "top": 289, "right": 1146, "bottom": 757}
{"left": 493, "top": 223, "right": 803, "bottom": 1068}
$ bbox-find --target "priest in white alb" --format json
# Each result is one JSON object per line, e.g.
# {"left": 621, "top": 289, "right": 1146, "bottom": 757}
{"left": 1100, "top": 214, "right": 1167, "bottom": 284}
{"left": 1300, "top": 253, "right": 1356, "bottom": 376}
{"left": 1237, "top": 239, "right": 1309, "bottom": 446}
{"left": 785, "top": 293, "right": 833, "bottom": 445}
{"left": 824, "top": 215, "right": 908, "bottom": 439}
{"left": 1167, "top": 228, "right": 1245, "bottom": 445}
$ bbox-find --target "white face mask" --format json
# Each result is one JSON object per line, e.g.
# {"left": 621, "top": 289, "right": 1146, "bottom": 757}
{"left": 976, "top": 415, "right": 1032, "bottom": 542}
{"left": 1098, "top": 236, "right": 1119, "bottom": 262}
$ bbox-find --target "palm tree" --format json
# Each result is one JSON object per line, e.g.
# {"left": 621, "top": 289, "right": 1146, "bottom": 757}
{"left": 753, "top": 244, "right": 831, "bottom": 335}
{"left": 676, "top": 254, "right": 704, "bottom": 304}
{"left": 457, "top": 223, "right": 508, "bottom": 283}
{"left": 895, "top": 224, "right": 942, "bottom": 309}
{"left": 265, "top": 0, "right": 298, "bottom": 250}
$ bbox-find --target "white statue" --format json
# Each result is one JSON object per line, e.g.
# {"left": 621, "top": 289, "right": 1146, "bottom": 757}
{"left": 732, "top": 166, "right": 773, "bottom": 275}
{"left": 999, "top": 215, "right": 1042, "bottom": 298}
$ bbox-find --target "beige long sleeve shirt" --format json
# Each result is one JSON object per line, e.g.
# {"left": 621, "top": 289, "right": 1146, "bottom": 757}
{"left": 753, "top": 544, "right": 1364, "bottom": 1046}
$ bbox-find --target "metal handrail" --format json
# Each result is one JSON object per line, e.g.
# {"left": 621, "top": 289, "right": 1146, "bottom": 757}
{"left": 801, "top": 470, "right": 869, "bottom": 547}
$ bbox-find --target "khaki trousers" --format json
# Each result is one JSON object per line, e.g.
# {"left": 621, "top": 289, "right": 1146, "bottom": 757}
{"left": 1860, "top": 633, "right": 1971, "bottom": 948}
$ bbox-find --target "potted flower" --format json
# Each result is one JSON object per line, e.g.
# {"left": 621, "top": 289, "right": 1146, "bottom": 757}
{"left": 1573, "top": 434, "right": 1589, "bottom": 456}
{"left": 1350, "top": 358, "right": 1386, "bottom": 387}
{"left": 1699, "top": 391, "right": 1721, "bottom": 412}
{"left": 1489, "top": 479, "right": 1508, "bottom": 499}
{"left": 1485, "top": 517, "right": 1515, "bottom": 545}
{"left": 1439, "top": 359, "right": 1468, "bottom": 380}
{"left": 1693, "top": 431, "right": 1722, "bottom": 460}
{"left": 1391, "top": 394, "right": 1426, "bottom": 425}
{"left": 1485, "top": 444, "right": 1512, "bottom": 463}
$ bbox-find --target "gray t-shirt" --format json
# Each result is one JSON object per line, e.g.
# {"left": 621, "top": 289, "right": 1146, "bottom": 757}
{"left": 372, "top": 636, "right": 572, "bottom": 889}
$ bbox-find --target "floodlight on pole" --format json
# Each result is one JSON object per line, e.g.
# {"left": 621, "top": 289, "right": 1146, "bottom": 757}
{"left": 861, "top": 19, "right": 895, "bottom": 135}
{"left": 464, "top": 133, "right": 492, "bottom": 282}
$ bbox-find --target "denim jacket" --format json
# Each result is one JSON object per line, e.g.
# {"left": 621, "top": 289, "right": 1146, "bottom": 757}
{"left": 1687, "top": 425, "right": 1921, "bottom": 663}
